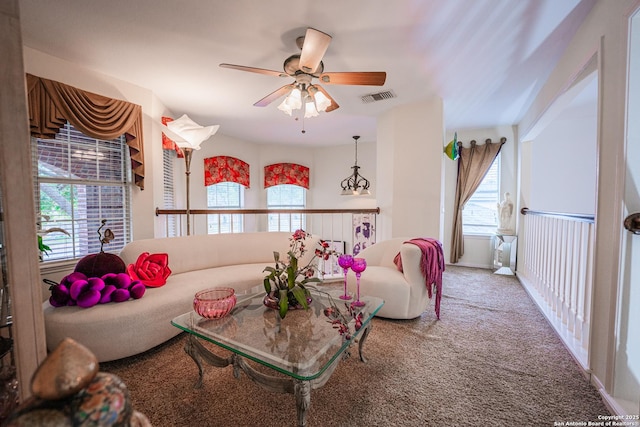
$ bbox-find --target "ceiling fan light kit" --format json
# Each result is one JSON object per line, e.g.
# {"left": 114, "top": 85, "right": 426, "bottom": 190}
{"left": 220, "top": 27, "right": 386, "bottom": 128}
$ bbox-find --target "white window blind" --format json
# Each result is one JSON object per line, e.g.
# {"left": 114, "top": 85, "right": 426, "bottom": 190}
{"left": 462, "top": 155, "right": 500, "bottom": 234}
{"left": 267, "top": 184, "right": 306, "bottom": 232}
{"left": 33, "top": 122, "right": 132, "bottom": 262}
{"left": 207, "top": 182, "right": 244, "bottom": 234}
{"left": 163, "top": 149, "right": 178, "bottom": 237}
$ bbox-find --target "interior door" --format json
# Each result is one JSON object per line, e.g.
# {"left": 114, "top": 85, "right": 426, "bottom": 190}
{"left": 615, "top": 6, "right": 640, "bottom": 415}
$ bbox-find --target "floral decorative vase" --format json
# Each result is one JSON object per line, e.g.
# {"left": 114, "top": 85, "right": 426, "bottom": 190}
{"left": 263, "top": 291, "right": 312, "bottom": 311}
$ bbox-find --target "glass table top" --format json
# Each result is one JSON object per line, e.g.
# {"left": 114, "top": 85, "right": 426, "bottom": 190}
{"left": 172, "top": 289, "right": 384, "bottom": 381}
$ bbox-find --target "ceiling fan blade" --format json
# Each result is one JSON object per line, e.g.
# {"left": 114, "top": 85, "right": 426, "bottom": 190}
{"left": 253, "top": 84, "right": 295, "bottom": 107}
{"left": 220, "top": 63, "right": 288, "bottom": 78}
{"left": 311, "top": 85, "right": 340, "bottom": 112}
{"left": 319, "top": 71, "right": 387, "bottom": 86}
{"left": 299, "top": 28, "right": 332, "bottom": 74}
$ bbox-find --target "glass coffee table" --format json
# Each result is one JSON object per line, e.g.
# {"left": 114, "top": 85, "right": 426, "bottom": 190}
{"left": 171, "top": 289, "right": 384, "bottom": 427}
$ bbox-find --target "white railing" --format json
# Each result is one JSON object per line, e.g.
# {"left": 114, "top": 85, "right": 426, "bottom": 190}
{"left": 519, "top": 208, "right": 595, "bottom": 370}
{"left": 155, "top": 207, "right": 380, "bottom": 281}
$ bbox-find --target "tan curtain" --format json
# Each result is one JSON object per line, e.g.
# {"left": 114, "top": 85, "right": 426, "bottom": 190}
{"left": 26, "top": 74, "right": 145, "bottom": 189}
{"left": 450, "top": 137, "right": 505, "bottom": 263}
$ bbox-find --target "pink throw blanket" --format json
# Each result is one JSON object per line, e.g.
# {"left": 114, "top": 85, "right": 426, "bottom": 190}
{"left": 393, "top": 238, "right": 444, "bottom": 319}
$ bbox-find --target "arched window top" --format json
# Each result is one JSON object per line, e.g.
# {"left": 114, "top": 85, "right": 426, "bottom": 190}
{"left": 205, "top": 156, "right": 250, "bottom": 188}
{"left": 264, "top": 163, "right": 309, "bottom": 189}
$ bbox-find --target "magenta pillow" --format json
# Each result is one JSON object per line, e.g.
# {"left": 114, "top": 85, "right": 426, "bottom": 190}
{"left": 50, "top": 270, "right": 145, "bottom": 308}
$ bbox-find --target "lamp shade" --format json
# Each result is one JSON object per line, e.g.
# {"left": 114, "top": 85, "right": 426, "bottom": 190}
{"left": 162, "top": 114, "right": 219, "bottom": 150}
{"left": 277, "top": 88, "right": 302, "bottom": 116}
{"left": 313, "top": 90, "right": 331, "bottom": 112}
{"left": 304, "top": 100, "right": 319, "bottom": 118}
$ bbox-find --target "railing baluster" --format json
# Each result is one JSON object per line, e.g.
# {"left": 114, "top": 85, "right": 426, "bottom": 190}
{"left": 544, "top": 217, "right": 553, "bottom": 307}
{"left": 552, "top": 219, "right": 557, "bottom": 312}
{"left": 532, "top": 216, "right": 541, "bottom": 289}
{"left": 560, "top": 220, "right": 569, "bottom": 325}
{"left": 519, "top": 208, "right": 594, "bottom": 370}
{"left": 155, "top": 208, "right": 380, "bottom": 283}
{"left": 566, "top": 222, "right": 576, "bottom": 333}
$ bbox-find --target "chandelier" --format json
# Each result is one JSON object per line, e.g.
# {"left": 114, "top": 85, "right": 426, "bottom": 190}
{"left": 340, "top": 136, "right": 371, "bottom": 196}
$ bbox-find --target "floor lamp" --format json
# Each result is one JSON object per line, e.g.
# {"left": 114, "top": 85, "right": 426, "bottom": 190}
{"left": 161, "top": 114, "right": 219, "bottom": 235}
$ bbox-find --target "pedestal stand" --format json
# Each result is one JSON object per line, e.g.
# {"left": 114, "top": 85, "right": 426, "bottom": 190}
{"left": 493, "top": 234, "right": 517, "bottom": 275}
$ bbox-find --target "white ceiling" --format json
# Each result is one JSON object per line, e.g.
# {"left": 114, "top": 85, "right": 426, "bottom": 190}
{"left": 18, "top": 0, "right": 596, "bottom": 146}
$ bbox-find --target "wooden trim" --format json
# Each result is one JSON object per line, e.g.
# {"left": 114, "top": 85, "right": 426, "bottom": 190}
{"left": 0, "top": 0, "right": 48, "bottom": 400}
{"left": 155, "top": 207, "right": 381, "bottom": 216}
{"left": 520, "top": 207, "right": 595, "bottom": 223}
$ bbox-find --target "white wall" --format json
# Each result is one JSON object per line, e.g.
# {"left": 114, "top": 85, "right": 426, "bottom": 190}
{"left": 23, "top": 45, "right": 445, "bottom": 262}
{"left": 177, "top": 135, "right": 377, "bottom": 239}
{"left": 310, "top": 141, "right": 377, "bottom": 249}
{"left": 23, "top": 34, "right": 525, "bottom": 335}
{"left": 529, "top": 115, "right": 597, "bottom": 214}
{"left": 517, "top": 0, "right": 640, "bottom": 411}
{"left": 23, "top": 46, "right": 379, "bottom": 241}
{"left": 311, "top": 141, "right": 377, "bottom": 211}
{"left": 377, "top": 98, "right": 444, "bottom": 242}
{"left": 526, "top": 75, "right": 598, "bottom": 215}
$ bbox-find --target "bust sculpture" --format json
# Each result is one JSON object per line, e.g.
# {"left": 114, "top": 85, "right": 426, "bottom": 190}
{"left": 496, "top": 192, "right": 515, "bottom": 235}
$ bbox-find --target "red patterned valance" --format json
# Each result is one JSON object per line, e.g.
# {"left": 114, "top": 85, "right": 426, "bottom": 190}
{"left": 264, "top": 163, "right": 309, "bottom": 189}
{"left": 204, "top": 156, "right": 250, "bottom": 188}
{"left": 161, "top": 116, "right": 184, "bottom": 158}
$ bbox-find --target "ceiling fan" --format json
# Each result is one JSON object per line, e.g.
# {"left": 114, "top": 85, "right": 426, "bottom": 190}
{"left": 220, "top": 28, "right": 387, "bottom": 117}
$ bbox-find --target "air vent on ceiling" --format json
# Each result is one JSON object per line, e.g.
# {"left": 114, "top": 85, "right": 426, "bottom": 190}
{"left": 361, "top": 90, "right": 396, "bottom": 103}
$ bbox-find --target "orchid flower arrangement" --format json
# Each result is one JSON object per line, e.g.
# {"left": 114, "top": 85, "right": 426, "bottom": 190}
{"left": 324, "top": 300, "right": 364, "bottom": 341}
{"left": 263, "top": 229, "right": 336, "bottom": 319}
{"left": 314, "top": 288, "right": 364, "bottom": 341}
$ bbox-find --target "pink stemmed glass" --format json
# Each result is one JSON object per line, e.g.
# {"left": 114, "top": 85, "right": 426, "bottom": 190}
{"left": 337, "top": 254, "right": 354, "bottom": 300}
{"left": 351, "top": 258, "right": 367, "bottom": 307}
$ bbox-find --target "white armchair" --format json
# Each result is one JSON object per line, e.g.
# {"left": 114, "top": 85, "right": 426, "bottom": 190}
{"left": 346, "top": 238, "right": 436, "bottom": 320}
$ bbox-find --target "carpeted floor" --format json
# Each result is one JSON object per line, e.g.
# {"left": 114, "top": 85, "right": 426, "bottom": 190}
{"left": 101, "top": 265, "right": 610, "bottom": 427}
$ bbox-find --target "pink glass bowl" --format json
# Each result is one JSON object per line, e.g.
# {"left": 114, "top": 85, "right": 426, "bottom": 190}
{"left": 193, "top": 287, "right": 237, "bottom": 319}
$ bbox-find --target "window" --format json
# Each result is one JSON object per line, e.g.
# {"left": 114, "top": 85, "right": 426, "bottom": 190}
{"left": 33, "top": 122, "right": 131, "bottom": 262}
{"left": 267, "top": 184, "right": 306, "bottom": 232}
{"left": 207, "top": 182, "right": 244, "bottom": 233}
{"left": 163, "top": 149, "right": 178, "bottom": 237}
{"left": 462, "top": 155, "right": 500, "bottom": 234}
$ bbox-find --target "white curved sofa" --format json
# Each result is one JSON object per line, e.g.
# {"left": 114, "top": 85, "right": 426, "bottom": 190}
{"left": 346, "top": 238, "right": 436, "bottom": 320}
{"left": 42, "top": 232, "right": 320, "bottom": 362}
